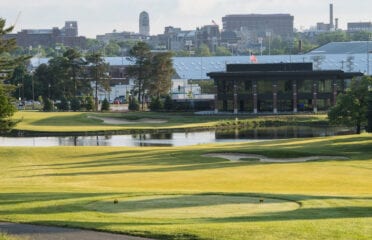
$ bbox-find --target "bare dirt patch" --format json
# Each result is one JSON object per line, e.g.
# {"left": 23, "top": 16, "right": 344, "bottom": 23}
{"left": 203, "top": 153, "right": 349, "bottom": 163}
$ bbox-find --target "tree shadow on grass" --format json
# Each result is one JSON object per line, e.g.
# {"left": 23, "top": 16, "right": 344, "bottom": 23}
{"left": 0, "top": 192, "right": 371, "bottom": 221}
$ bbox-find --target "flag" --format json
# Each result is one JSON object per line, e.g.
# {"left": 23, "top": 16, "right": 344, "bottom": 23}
{"left": 250, "top": 54, "right": 257, "bottom": 63}
{"left": 212, "top": 20, "right": 217, "bottom": 26}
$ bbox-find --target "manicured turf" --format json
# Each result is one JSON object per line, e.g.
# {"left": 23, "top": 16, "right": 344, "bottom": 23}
{"left": 12, "top": 111, "right": 328, "bottom": 132}
{"left": 0, "top": 134, "right": 371, "bottom": 239}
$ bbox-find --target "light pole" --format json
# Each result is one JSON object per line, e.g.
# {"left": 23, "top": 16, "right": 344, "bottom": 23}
{"left": 367, "top": 34, "right": 371, "bottom": 75}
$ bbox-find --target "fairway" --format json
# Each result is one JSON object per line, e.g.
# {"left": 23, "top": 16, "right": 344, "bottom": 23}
{"left": 0, "top": 134, "right": 371, "bottom": 239}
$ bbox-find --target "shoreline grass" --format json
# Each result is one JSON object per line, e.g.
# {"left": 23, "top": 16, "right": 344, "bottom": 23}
{"left": 11, "top": 111, "right": 330, "bottom": 134}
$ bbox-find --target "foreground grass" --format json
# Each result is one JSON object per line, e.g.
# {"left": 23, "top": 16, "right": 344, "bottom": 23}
{"left": 0, "top": 134, "right": 371, "bottom": 239}
{"left": 0, "top": 233, "right": 23, "bottom": 240}
{"left": 12, "top": 111, "right": 328, "bottom": 133}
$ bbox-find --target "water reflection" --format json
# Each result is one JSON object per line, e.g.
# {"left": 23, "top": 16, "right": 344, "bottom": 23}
{"left": 0, "top": 126, "right": 351, "bottom": 147}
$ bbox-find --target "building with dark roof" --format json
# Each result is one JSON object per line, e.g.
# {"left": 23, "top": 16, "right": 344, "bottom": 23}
{"left": 207, "top": 63, "right": 363, "bottom": 114}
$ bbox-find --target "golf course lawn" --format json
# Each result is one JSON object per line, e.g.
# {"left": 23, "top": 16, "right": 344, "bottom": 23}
{"left": 12, "top": 111, "right": 328, "bottom": 132}
{"left": 0, "top": 133, "right": 371, "bottom": 239}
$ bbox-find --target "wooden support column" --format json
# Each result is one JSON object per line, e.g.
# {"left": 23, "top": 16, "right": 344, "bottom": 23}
{"left": 332, "top": 80, "right": 338, "bottom": 106}
{"left": 233, "top": 81, "right": 238, "bottom": 114}
{"left": 214, "top": 83, "right": 218, "bottom": 113}
{"left": 253, "top": 80, "right": 258, "bottom": 114}
{"left": 273, "top": 80, "right": 278, "bottom": 114}
{"left": 313, "top": 81, "right": 318, "bottom": 113}
{"left": 293, "top": 81, "right": 298, "bottom": 113}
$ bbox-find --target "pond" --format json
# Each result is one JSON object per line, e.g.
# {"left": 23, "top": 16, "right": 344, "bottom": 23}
{"left": 0, "top": 126, "right": 352, "bottom": 147}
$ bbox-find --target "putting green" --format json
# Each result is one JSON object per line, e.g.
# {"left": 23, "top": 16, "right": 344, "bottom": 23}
{"left": 87, "top": 194, "right": 300, "bottom": 219}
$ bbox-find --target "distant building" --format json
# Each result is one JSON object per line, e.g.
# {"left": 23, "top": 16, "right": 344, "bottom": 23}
{"left": 196, "top": 25, "right": 220, "bottom": 53}
{"left": 222, "top": 14, "right": 294, "bottom": 39}
{"left": 139, "top": 11, "right": 150, "bottom": 36}
{"left": 96, "top": 31, "right": 145, "bottom": 44}
{"left": 347, "top": 22, "right": 372, "bottom": 32}
{"left": 316, "top": 22, "right": 331, "bottom": 32}
{"left": 149, "top": 26, "right": 197, "bottom": 52}
{"left": 6, "top": 21, "right": 86, "bottom": 49}
{"left": 208, "top": 63, "right": 363, "bottom": 114}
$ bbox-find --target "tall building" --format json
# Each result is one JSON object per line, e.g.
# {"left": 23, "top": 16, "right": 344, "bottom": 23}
{"left": 139, "top": 11, "right": 150, "bottom": 36}
{"left": 5, "top": 21, "right": 86, "bottom": 48}
{"left": 197, "top": 25, "right": 220, "bottom": 53}
{"left": 222, "top": 14, "right": 294, "bottom": 39}
{"left": 63, "top": 21, "right": 78, "bottom": 37}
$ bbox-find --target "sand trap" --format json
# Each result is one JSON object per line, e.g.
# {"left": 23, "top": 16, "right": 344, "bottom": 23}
{"left": 88, "top": 116, "right": 167, "bottom": 125}
{"left": 203, "top": 153, "right": 349, "bottom": 163}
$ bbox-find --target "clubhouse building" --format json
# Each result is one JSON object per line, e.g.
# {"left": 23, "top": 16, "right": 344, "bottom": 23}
{"left": 207, "top": 63, "right": 363, "bottom": 114}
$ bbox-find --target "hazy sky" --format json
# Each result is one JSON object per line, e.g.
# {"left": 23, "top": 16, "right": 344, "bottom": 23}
{"left": 1, "top": 0, "right": 371, "bottom": 38}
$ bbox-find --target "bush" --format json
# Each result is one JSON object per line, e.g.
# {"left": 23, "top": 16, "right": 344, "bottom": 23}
{"left": 128, "top": 97, "right": 139, "bottom": 111}
{"left": 70, "top": 97, "right": 81, "bottom": 111}
{"left": 149, "top": 96, "right": 163, "bottom": 111}
{"left": 58, "top": 97, "right": 70, "bottom": 111}
{"left": 43, "top": 98, "right": 53, "bottom": 112}
{"left": 85, "top": 96, "right": 95, "bottom": 111}
{"left": 163, "top": 95, "right": 174, "bottom": 111}
{"left": 101, "top": 98, "right": 110, "bottom": 111}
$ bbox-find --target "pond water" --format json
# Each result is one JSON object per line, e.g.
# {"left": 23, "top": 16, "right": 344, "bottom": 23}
{"left": 0, "top": 126, "right": 352, "bottom": 147}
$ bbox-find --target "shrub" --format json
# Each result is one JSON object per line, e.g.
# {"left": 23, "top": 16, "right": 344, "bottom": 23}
{"left": 85, "top": 96, "right": 95, "bottom": 111}
{"left": 58, "top": 97, "right": 70, "bottom": 111}
{"left": 149, "top": 96, "right": 163, "bottom": 111}
{"left": 70, "top": 97, "right": 81, "bottom": 112}
{"left": 101, "top": 98, "right": 110, "bottom": 111}
{"left": 43, "top": 98, "right": 54, "bottom": 112}
{"left": 163, "top": 95, "right": 174, "bottom": 111}
{"left": 128, "top": 97, "right": 139, "bottom": 111}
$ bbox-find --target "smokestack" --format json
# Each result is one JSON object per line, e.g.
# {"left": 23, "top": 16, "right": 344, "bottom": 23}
{"left": 330, "top": 3, "right": 334, "bottom": 30}
{"left": 335, "top": 18, "right": 339, "bottom": 30}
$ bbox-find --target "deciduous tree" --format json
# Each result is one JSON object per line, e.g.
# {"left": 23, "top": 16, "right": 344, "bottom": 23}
{"left": 328, "top": 76, "right": 372, "bottom": 134}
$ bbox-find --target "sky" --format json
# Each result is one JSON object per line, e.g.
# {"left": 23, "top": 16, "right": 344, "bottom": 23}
{"left": 0, "top": 0, "right": 371, "bottom": 38}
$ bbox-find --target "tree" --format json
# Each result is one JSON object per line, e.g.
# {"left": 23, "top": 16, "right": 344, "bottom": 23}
{"left": 63, "top": 48, "right": 86, "bottom": 97}
{"left": 126, "top": 42, "right": 152, "bottom": 110}
{"left": 86, "top": 52, "right": 110, "bottom": 111}
{"left": 0, "top": 18, "right": 28, "bottom": 131}
{"left": 328, "top": 76, "right": 372, "bottom": 134}
{"left": 196, "top": 44, "right": 211, "bottom": 56}
{"left": 149, "top": 52, "right": 174, "bottom": 98}
{"left": 215, "top": 46, "right": 232, "bottom": 56}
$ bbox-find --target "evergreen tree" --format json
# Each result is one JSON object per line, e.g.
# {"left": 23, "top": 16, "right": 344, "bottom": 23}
{"left": 101, "top": 98, "right": 110, "bottom": 111}
{"left": 86, "top": 52, "right": 110, "bottom": 111}
{"left": 126, "top": 42, "right": 152, "bottom": 110}
{"left": 163, "top": 95, "right": 174, "bottom": 111}
{"left": 70, "top": 97, "right": 81, "bottom": 112}
{"left": 0, "top": 18, "right": 28, "bottom": 131}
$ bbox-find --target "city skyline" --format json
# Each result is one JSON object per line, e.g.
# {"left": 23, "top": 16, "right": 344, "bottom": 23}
{"left": 1, "top": 0, "right": 371, "bottom": 38}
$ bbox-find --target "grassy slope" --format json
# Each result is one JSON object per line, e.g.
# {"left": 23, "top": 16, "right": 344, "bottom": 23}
{"left": 0, "top": 134, "right": 371, "bottom": 239}
{"left": 13, "top": 111, "right": 328, "bottom": 132}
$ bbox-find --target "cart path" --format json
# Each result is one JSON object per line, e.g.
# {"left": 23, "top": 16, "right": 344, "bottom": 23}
{"left": 0, "top": 222, "right": 153, "bottom": 240}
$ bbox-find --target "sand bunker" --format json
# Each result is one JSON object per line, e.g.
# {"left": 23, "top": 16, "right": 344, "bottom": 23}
{"left": 203, "top": 153, "right": 349, "bottom": 163}
{"left": 88, "top": 116, "right": 167, "bottom": 125}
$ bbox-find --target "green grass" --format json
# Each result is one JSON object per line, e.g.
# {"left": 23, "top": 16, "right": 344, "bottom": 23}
{"left": 0, "top": 134, "right": 371, "bottom": 239}
{"left": 0, "top": 233, "right": 24, "bottom": 240}
{"left": 12, "top": 111, "right": 329, "bottom": 133}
